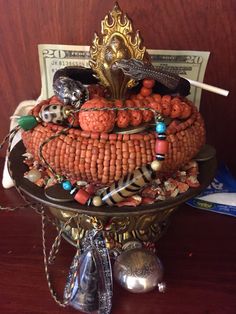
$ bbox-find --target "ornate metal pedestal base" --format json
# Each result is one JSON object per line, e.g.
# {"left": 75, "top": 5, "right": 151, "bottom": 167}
{"left": 49, "top": 206, "right": 176, "bottom": 249}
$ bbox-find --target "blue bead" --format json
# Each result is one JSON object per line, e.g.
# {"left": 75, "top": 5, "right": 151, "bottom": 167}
{"left": 156, "top": 122, "right": 166, "bottom": 134}
{"left": 62, "top": 180, "right": 72, "bottom": 191}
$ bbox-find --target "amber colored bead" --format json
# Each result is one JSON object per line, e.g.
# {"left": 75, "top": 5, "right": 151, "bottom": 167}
{"left": 155, "top": 140, "right": 169, "bottom": 154}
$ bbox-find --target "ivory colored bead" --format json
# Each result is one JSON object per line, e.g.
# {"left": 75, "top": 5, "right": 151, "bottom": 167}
{"left": 92, "top": 196, "right": 103, "bottom": 207}
{"left": 27, "top": 169, "right": 41, "bottom": 182}
{"left": 151, "top": 160, "right": 162, "bottom": 171}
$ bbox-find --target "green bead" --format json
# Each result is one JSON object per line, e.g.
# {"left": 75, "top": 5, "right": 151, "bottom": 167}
{"left": 18, "top": 115, "right": 38, "bottom": 130}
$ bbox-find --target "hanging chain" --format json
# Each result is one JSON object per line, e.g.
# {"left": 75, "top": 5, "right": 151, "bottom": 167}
{"left": 39, "top": 128, "right": 71, "bottom": 181}
{"left": 0, "top": 125, "right": 20, "bottom": 150}
{"left": 41, "top": 209, "right": 81, "bottom": 307}
{"left": 0, "top": 125, "right": 42, "bottom": 212}
{"left": 63, "top": 224, "right": 81, "bottom": 305}
{"left": 0, "top": 126, "right": 55, "bottom": 230}
{"left": 38, "top": 113, "right": 76, "bottom": 181}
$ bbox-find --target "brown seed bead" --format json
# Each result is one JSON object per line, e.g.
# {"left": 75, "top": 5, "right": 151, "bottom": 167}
{"left": 123, "top": 134, "right": 129, "bottom": 141}
{"left": 111, "top": 153, "right": 116, "bottom": 160}
{"left": 85, "top": 163, "right": 91, "bottom": 170}
{"left": 80, "top": 157, "right": 86, "bottom": 165}
{"left": 102, "top": 176, "right": 109, "bottom": 184}
{"left": 80, "top": 131, "right": 91, "bottom": 138}
{"left": 116, "top": 141, "right": 122, "bottom": 149}
{"left": 129, "top": 146, "right": 136, "bottom": 153}
{"left": 130, "top": 152, "right": 136, "bottom": 159}
{"left": 86, "top": 143, "right": 93, "bottom": 151}
{"left": 74, "top": 129, "right": 81, "bottom": 136}
{"left": 128, "top": 164, "right": 135, "bottom": 172}
{"left": 110, "top": 145, "right": 116, "bottom": 154}
{"left": 85, "top": 157, "right": 92, "bottom": 164}
{"left": 69, "top": 161, "right": 74, "bottom": 169}
{"left": 104, "top": 160, "right": 110, "bottom": 167}
{"left": 123, "top": 151, "right": 129, "bottom": 159}
{"left": 103, "top": 168, "right": 109, "bottom": 176}
{"left": 130, "top": 134, "right": 143, "bottom": 140}
{"left": 98, "top": 142, "right": 105, "bottom": 149}
{"left": 110, "top": 159, "right": 116, "bottom": 166}
{"left": 122, "top": 142, "right": 128, "bottom": 152}
{"left": 142, "top": 156, "right": 147, "bottom": 164}
{"left": 109, "top": 134, "right": 117, "bottom": 141}
{"left": 65, "top": 137, "right": 73, "bottom": 145}
{"left": 69, "top": 146, "right": 75, "bottom": 154}
{"left": 91, "top": 132, "right": 100, "bottom": 139}
{"left": 69, "top": 156, "right": 74, "bottom": 163}
{"left": 136, "top": 159, "right": 142, "bottom": 167}
{"left": 97, "top": 157, "right": 103, "bottom": 164}
{"left": 80, "top": 150, "right": 86, "bottom": 158}
{"left": 110, "top": 165, "right": 116, "bottom": 173}
{"left": 100, "top": 133, "right": 109, "bottom": 140}
{"left": 85, "top": 150, "right": 92, "bottom": 158}
{"left": 116, "top": 159, "right": 122, "bottom": 166}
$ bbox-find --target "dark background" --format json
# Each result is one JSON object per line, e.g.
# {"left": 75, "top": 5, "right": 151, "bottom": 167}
{"left": 0, "top": 0, "right": 236, "bottom": 175}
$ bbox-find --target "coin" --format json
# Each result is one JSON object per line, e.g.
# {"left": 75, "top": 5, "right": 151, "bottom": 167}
{"left": 194, "top": 144, "right": 216, "bottom": 161}
{"left": 114, "top": 123, "right": 151, "bottom": 134}
{"left": 45, "top": 183, "right": 74, "bottom": 202}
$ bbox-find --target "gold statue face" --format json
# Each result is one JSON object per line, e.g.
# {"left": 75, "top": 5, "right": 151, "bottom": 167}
{"left": 105, "top": 35, "right": 131, "bottom": 63}
{"left": 90, "top": 3, "right": 146, "bottom": 99}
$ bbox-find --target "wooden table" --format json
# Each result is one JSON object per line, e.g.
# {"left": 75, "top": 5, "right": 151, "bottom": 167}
{"left": 0, "top": 157, "right": 236, "bottom": 314}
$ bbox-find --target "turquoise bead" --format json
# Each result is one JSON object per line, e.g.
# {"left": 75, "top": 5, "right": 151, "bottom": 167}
{"left": 18, "top": 115, "right": 38, "bottom": 131}
{"left": 156, "top": 122, "right": 166, "bottom": 134}
{"left": 62, "top": 180, "right": 72, "bottom": 191}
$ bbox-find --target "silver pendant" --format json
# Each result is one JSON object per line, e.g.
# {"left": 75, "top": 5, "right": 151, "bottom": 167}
{"left": 114, "top": 241, "right": 166, "bottom": 293}
{"left": 64, "top": 230, "right": 113, "bottom": 313}
{"left": 64, "top": 250, "right": 99, "bottom": 312}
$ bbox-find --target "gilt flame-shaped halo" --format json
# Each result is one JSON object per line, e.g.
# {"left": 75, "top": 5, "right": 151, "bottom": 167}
{"left": 90, "top": 2, "right": 146, "bottom": 99}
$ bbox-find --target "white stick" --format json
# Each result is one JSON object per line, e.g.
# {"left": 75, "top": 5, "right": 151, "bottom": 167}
{"left": 182, "top": 77, "right": 229, "bottom": 96}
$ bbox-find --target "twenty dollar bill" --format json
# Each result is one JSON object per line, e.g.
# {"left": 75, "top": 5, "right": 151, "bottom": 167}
{"left": 38, "top": 44, "right": 210, "bottom": 109}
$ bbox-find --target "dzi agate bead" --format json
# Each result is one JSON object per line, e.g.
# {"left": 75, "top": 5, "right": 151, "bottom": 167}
{"left": 39, "top": 104, "right": 70, "bottom": 124}
{"left": 100, "top": 165, "right": 155, "bottom": 206}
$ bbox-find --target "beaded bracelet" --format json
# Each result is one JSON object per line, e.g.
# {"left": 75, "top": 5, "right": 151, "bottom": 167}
{"left": 18, "top": 104, "right": 168, "bottom": 207}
